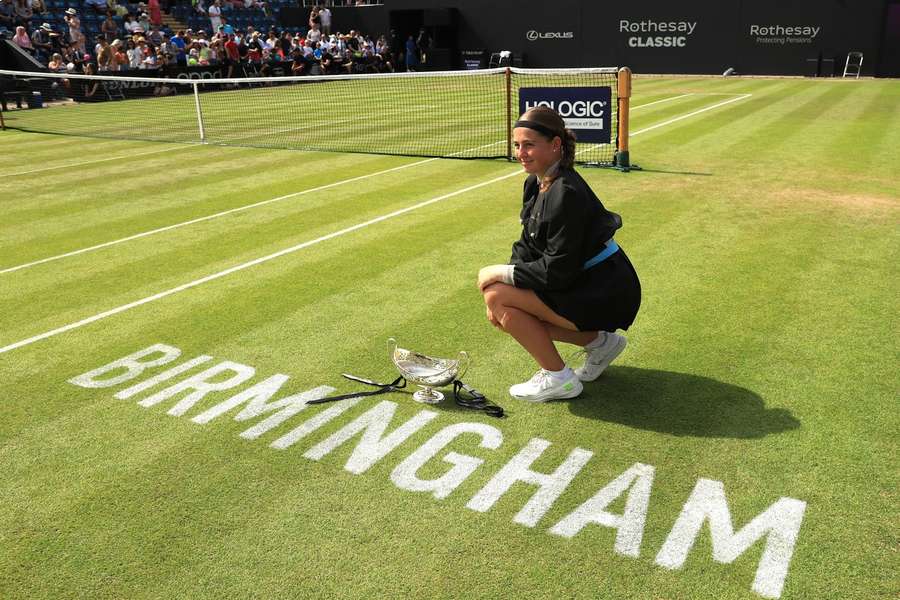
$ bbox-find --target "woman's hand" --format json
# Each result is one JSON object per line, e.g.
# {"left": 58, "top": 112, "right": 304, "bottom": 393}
{"left": 477, "top": 264, "right": 514, "bottom": 291}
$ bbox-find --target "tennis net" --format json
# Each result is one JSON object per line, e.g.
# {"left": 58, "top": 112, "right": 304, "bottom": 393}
{"left": 0, "top": 66, "right": 631, "bottom": 166}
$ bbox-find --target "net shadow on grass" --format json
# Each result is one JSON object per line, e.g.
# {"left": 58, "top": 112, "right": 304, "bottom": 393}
{"left": 567, "top": 366, "right": 799, "bottom": 439}
{"left": 629, "top": 167, "right": 714, "bottom": 176}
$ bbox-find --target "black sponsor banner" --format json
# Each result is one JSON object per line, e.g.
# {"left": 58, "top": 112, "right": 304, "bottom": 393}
{"left": 95, "top": 62, "right": 297, "bottom": 98}
{"left": 736, "top": 0, "right": 881, "bottom": 75}
{"left": 389, "top": 0, "right": 583, "bottom": 68}
{"left": 519, "top": 87, "right": 611, "bottom": 144}
{"left": 386, "top": 0, "right": 886, "bottom": 75}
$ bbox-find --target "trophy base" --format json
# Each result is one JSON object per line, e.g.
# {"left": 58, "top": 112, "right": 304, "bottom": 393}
{"left": 413, "top": 388, "right": 444, "bottom": 404}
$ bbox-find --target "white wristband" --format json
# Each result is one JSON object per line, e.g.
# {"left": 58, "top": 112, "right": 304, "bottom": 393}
{"left": 503, "top": 264, "right": 515, "bottom": 285}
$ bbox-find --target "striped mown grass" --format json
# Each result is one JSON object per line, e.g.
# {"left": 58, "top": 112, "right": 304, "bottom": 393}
{"left": 0, "top": 76, "right": 897, "bottom": 600}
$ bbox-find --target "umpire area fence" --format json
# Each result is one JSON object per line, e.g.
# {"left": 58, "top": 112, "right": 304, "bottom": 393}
{"left": 0, "top": 66, "right": 634, "bottom": 167}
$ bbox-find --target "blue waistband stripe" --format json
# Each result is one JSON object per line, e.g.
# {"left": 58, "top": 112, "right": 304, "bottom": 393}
{"left": 583, "top": 239, "right": 619, "bottom": 270}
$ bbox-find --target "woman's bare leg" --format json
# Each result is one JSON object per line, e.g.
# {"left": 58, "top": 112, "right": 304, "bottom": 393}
{"left": 482, "top": 283, "right": 584, "bottom": 371}
{"left": 543, "top": 323, "right": 600, "bottom": 347}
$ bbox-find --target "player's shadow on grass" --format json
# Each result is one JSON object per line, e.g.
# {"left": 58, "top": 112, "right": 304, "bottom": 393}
{"left": 567, "top": 366, "right": 799, "bottom": 439}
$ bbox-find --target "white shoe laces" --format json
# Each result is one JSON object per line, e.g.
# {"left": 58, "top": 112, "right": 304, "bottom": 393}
{"left": 530, "top": 369, "right": 551, "bottom": 387}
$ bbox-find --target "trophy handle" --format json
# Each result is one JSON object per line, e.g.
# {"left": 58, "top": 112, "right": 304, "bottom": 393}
{"left": 387, "top": 337, "right": 398, "bottom": 362}
{"left": 456, "top": 350, "right": 469, "bottom": 380}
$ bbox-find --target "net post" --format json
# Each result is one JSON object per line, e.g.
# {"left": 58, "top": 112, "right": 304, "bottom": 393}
{"left": 192, "top": 82, "right": 206, "bottom": 143}
{"left": 615, "top": 67, "right": 632, "bottom": 171}
{"left": 0, "top": 105, "right": 5, "bottom": 130}
{"left": 505, "top": 67, "right": 512, "bottom": 161}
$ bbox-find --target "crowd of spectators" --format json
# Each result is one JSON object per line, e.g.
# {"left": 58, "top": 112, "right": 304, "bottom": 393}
{"left": 3, "top": 0, "right": 419, "bottom": 80}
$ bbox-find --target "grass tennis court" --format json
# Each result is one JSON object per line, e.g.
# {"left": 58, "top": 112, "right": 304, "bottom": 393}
{"left": 1, "top": 76, "right": 897, "bottom": 600}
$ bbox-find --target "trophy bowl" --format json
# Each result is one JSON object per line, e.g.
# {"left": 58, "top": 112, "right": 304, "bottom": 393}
{"left": 388, "top": 338, "right": 468, "bottom": 404}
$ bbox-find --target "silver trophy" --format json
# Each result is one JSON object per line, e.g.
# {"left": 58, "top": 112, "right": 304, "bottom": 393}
{"left": 388, "top": 338, "right": 468, "bottom": 404}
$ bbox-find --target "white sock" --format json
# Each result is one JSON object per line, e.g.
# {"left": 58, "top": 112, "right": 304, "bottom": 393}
{"left": 546, "top": 366, "right": 574, "bottom": 381}
{"left": 585, "top": 331, "right": 609, "bottom": 350}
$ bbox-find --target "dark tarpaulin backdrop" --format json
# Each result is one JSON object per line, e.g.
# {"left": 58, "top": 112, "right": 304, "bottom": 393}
{"left": 277, "top": 0, "right": 892, "bottom": 76}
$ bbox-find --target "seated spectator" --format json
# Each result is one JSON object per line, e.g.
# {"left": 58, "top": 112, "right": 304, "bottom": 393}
{"left": 136, "top": 37, "right": 151, "bottom": 64}
{"left": 290, "top": 48, "right": 306, "bottom": 75}
{"left": 127, "top": 37, "right": 144, "bottom": 68}
{"left": 141, "top": 48, "right": 157, "bottom": 68}
{"left": 138, "top": 12, "right": 150, "bottom": 33}
{"left": 124, "top": 13, "right": 138, "bottom": 34}
{"left": 0, "top": 0, "right": 15, "bottom": 32}
{"left": 263, "top": 29, "right": 277, "bottom": 50}
{"left": 306, "top": 23, "right": 321, "bottom": 44}
{"left": 31, "top": 23, "right": 53, "bottom": 61}
{"left": 32, "top": 0, "right": 48, "bottom": 15}
{"left": 14, "top": 0, "right": 34, "bottom": 29}
{"left": 112, "top": 39, "right": 129, "bottom": 70}
{"left": 154, "top": 46, "right": 168, "bottom": 68}
{"left": 247, "top": 30, "right": 263, "bottom": 51}
{"left": 47, "top": 52, "right": 65, "bottom": 71}
{"left": 147, "top": 24, "right": 163, "bottom": 46}
{"left": 107, "top": 0, "right": 128, "bottom": 17}
{"left": 85, "top": 0, "right": 108, "bottom": 14}
{"left": 13, "top": 0, "right": 31, "bottom": 28}
{"left": 101, "top": 12, "right": 118, "bottom": 39}
{"left": 12, "top": 25, "right": 33, "bottom": 53}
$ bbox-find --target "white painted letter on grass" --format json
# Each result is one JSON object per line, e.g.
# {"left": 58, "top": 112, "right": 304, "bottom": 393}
{"left": 391, "top": 422, "right": 503, "bottom": 499}
{"left": 190, "top": 374, "right": 288, "bottom": 423}
{"left": 68, "top": 343, "right": 182, "bottom": 388}
{"left": 188, "top": 373, "right": 337, "bottom": 439}
{"left": 303, "top": 401, "right": 438, "bottom": 474}
{"left": 549, "top": 462, "right": 655, "bottom": 558}
{"left": 655, "top": 479, "right": 807, "bottom": 599}
{"left": 136, "top": 361, "right": 256, "bottom": 415}
{"left": 269, "top": 399, "right": 361, "bottom": 449}
{"left": 114, "top": 355, "right": 214, "bottom": 399}
{"left": 466, "top": 438, "right": 592, "bottom": 527}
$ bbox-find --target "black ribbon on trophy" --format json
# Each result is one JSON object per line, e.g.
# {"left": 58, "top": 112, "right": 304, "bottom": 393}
{"left": 308, "top": 339, "right": 504, "bottom": 418}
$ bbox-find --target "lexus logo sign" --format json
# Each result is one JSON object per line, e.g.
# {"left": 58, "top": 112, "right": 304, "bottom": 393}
{"left": 526, "top": 30, "right": 574, "bottom": 41}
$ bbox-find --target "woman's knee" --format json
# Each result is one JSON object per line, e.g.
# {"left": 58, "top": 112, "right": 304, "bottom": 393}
{"left": 482, "top": 283, "right": 513, "bottom": 311}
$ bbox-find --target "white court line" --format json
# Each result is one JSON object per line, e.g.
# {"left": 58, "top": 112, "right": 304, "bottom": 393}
{"left": 628, "top": 94, "right": 752, "bottom": 136}
{"left": 0, "top": 157, "right": 437, "bottom": 274}
{"left": 0, "top": 139, "right": 504, "bottom": 275}
{"left": 0, "top": 171, "right": 520, "bottom": 355}
{"left": 631, "top": 94, "right": 692, "bottom": 110}
{"left": 0, "top": 93, "right": 753, "bottom": 354}
{"left": 1, "top": 144, "right": 191, "bottom": 178}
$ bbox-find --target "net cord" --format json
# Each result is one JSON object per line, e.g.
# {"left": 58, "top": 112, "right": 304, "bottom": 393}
{"left": 0, "top": 66, "right": 618, "bottom": 87}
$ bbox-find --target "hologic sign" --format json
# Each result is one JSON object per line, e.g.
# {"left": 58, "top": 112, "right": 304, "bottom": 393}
{"left": 519, "top": 87, "right": 612, "bottom": 144}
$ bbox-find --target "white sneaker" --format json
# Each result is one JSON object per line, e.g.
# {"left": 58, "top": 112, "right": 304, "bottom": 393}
{"left": 509, "top": 369, "right": 583, "bottom": 403}
{"left": 574, "top": 332, "right": 627, "bottom": 382}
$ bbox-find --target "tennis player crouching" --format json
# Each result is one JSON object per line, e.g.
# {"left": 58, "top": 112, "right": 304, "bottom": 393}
{"left": 477, "top": 106, "right": 641, "bottom": 402}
